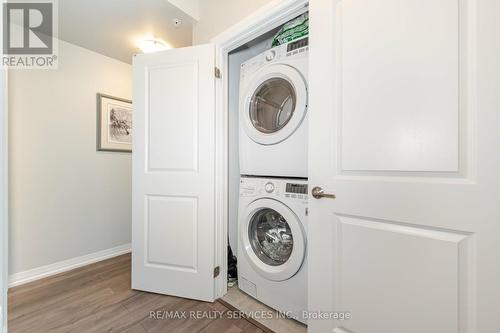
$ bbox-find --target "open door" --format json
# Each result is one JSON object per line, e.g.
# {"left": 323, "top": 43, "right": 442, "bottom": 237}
{"left": 132, "top": 44, "right": 216, "bottom": 302}
{"left": 309, "top": 0, "right": 500, "bottom": 332}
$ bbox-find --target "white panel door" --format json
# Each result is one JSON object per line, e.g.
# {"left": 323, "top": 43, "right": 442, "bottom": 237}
{"left": 132, "top": 44, "right": 216, "bottom": 301}
{"left": 308, "top": 0, "right": 500, "bottom": 332}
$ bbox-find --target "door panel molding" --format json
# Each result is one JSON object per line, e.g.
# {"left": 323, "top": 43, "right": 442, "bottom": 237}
{"left": 335, "top": 0, "right": 476, "bottom": 180}
{"left": 145, "top": 195, "right": 198, "bottom": 272}
{"left": 145, "top": 61, "right": 200, "bottom": 173}
{"left": 333, "top": 214, "right": 475, "bottom": 333}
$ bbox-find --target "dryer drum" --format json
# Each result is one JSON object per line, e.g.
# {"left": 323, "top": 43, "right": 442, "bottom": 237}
{"left": 249, "top": 78, "right": 297, "bottom": 134}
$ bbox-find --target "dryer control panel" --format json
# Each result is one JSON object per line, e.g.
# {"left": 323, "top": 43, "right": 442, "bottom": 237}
{"left": 239, "top": 36, "right": 309, "bottom": 78}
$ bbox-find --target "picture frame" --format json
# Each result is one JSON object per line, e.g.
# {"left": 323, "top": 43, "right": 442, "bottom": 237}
{"left": 97, "top": 93, "right": 133, "bottom": 152}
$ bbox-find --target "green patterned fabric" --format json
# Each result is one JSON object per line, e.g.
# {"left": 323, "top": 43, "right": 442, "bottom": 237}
{"left": 271, "top": 12, "right": 309, "bottom": 47}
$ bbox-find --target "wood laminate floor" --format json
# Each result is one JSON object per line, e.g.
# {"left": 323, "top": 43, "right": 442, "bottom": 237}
{"left": 8, "top": 254, "right": 266, "bottom": 333}
{"left": 221, "top": 285, "right": 306, "bottom": 333}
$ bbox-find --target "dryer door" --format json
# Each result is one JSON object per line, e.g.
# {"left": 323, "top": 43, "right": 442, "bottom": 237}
{"left": 241, "top": 198, "right": 306, "bottom": 281}
{"left": 241, "top": 64, "right": 307, "bottom": 145}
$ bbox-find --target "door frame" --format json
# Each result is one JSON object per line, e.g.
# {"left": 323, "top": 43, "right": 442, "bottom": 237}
{"left": 0, "top": 0, "right": 8, "bottom": 329}
{"left": 210, "top": 0, "right": 309, "bottom": 299}
{"left": 0, "top": 68, "right": 7, "bottom": 333}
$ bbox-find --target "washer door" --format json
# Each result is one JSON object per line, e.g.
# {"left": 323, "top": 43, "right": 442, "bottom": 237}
{"left": 241, "top": 198, "right": 306, "bottom": 281}
{"left": 242, "top": 64, "right": 308, "bottom": 145}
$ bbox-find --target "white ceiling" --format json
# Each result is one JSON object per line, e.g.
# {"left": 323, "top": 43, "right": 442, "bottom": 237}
{"left": 58, "top": 0, "right": 194, "bottom": 64}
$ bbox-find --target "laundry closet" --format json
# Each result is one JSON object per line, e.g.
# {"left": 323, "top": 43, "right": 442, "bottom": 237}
{"left": 224, "top": 10, "right": 309, "bottom": 330}
{"left": 130, "top": 0, "right": 499, "bottom": 332}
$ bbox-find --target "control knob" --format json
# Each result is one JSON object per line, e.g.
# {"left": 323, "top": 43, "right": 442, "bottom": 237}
{"left": 265, "top": 50, "right": 276, "bottom": 61}
{"left": 264, "top": 182, "right": 275, "bottom": 193}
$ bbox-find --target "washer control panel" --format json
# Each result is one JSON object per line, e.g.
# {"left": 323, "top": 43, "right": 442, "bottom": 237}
{"left": 240, "top": 177, "right": 308, "bottom": 200}
{"left": 284, "top": 182, "right": 308, "bottom": 200}
{"left": 264, "top": 182, "right": 275, "bottom": 193}
{"left": 286, "top": 183, "right": 308, "bottom": 194}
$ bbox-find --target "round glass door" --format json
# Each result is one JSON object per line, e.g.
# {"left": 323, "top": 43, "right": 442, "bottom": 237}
{"left": 241, "top": 198, "right": 305, "bottom": 281}
{"left": 248, "top": 208, "right": 294, "bottom": 266}
{"left": 249, "top": 78, "right": 297, "bottom": 134}
{"left": 241, "top": 64, "right": 308, "bottom": 145}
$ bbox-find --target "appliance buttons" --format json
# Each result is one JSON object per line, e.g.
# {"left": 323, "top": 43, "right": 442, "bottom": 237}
{"left": 264, "top": 182, "right": 275, "bottom": 193}
{"left": 265, "top": 50, "right": 276, "bottom": 61}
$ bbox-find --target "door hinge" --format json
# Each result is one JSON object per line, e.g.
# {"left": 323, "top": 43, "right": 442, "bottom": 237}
{"left": 213, "top": 266, "right": 220, "bottom": 278}
{"left": 214, "top": 67, "right": 221, "bottom": 79}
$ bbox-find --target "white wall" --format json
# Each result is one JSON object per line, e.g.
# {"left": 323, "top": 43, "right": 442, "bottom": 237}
{"left": 8, "top": 40, "right": 132, "bottom": 275}
{"left": 192, "top": 0, "right": 272, "bottom": 44}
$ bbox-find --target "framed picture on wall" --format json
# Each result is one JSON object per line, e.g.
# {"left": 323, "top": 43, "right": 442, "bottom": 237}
{"left": 97, "top": 93, "right": 133, "bottom": 152}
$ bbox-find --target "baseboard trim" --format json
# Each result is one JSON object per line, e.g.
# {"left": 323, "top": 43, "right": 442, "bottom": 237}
{"left": 8, "top": 243, "right": 131, "bottom": 288}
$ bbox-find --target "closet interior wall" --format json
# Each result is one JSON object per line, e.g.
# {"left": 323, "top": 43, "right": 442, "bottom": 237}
{"left": 227, "top": 26, "right": 281, "bottom": 256}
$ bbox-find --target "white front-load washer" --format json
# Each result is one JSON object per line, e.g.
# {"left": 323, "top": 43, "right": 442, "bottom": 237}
{"left": 239, "top": 37, "right": 308, "bottom": 178}
{"left": 238, "top": 176, "right": 308, "bottom": 324}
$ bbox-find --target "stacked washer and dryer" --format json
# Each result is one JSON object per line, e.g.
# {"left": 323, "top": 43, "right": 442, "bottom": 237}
{"left": 237, "top": 36, "right": 309, "bottom": 324}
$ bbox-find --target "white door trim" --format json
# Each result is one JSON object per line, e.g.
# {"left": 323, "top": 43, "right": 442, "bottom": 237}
{"left": 210, "top": 0, "right": 309, "bottom": 299}
{"left": 1, "top": 0, "right": 8, "bottom": 329}
{"left": 0, "top": 64, "right": 8, "bottom": 333}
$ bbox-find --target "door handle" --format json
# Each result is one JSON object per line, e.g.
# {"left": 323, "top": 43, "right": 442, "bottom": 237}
{"left": 311, "top": 186, "right": 336, "bottom": 199}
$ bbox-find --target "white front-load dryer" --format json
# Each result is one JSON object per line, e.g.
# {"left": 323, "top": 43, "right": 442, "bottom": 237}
{"left": 238, "top": 176, "right": 308, "bottom": 324}
{"left": 239, "top": 37, "right": 308, "bottom": 178}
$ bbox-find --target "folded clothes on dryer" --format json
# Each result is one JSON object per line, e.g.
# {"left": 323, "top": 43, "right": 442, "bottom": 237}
{"left": 271, "top": 12, "right": 309, "bottom": 47}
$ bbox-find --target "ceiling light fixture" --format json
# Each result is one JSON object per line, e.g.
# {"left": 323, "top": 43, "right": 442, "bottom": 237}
{"left": 136, "top": 37, "right": 171, "bottom": 53}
